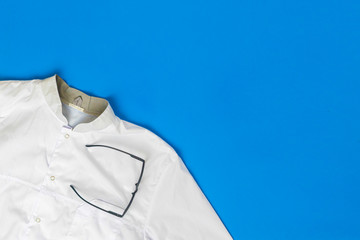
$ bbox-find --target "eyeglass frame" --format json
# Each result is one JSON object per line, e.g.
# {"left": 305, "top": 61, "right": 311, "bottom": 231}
{"left": 70, "top": 144, "right": 145, "bottom": 218}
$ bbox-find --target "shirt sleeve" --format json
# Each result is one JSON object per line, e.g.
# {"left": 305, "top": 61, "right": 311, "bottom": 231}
{"left": 145, "top": 152, "right": 233, "bottom": 240}
{"left": 0, "top": 80, "right": 24, "bottom": 115}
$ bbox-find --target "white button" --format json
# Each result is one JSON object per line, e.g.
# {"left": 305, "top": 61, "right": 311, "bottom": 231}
{"left": 50, "top": 176, "right": 55, "bottom": 181}
{"left": 35, "top": 217, "right": 41, "bottom": 223}
{"left": 64, "top": 134, "right": 70, "bottom": 139}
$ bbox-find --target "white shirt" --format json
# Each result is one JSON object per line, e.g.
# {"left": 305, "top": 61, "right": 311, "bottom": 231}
{"left": 0, "top": 74, "right": 232, "bottom": 240}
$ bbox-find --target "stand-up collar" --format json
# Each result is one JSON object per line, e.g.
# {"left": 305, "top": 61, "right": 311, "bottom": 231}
{"left": 39, "top": 74, "right": 118, "bottom": 133}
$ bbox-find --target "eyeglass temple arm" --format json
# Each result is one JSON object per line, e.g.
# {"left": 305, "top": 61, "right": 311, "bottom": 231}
{"left": 70, "top": 184, "right": 123, "bottom": 218}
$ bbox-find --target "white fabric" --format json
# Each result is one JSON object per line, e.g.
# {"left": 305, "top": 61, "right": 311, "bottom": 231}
{"left": 0, "top": 74, "right": 233, "bottom": 240}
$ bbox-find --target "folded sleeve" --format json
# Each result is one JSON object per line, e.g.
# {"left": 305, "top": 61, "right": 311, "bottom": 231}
{"left": 0, "top": 80, "right": 10, "bottom": 113}
{"left": 0, "top": 80, "right": 24, "bottom": 114}
{"left": 145, "top": 153, "right": 233, "bottom": 240}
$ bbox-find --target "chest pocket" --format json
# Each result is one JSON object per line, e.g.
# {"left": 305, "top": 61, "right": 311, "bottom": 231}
{"left": 66, "top": 144, "right": 145, "bottom": 239}
{"left": 65, "top": 202, "right": 119, "bottom": 240}
{"left": 65, "top": 202, "right": 144, "bottom": 240}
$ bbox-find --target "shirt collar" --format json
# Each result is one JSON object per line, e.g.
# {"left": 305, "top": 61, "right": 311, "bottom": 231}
{"left": 39, "top": 73, "right": 118, "bottom": 133}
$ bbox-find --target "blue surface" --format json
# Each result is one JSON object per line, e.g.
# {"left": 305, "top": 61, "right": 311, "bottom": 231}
{"left": 1, "top": 1, "right": 360, "bottom": 239}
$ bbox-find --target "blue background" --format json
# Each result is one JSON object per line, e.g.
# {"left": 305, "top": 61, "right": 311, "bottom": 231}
{"left": 1, "top": 1, "right": 360, "bottom": 239}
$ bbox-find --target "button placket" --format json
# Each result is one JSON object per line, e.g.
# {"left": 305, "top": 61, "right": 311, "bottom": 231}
{"left": 62, "top": 124, "right": 72, "bottom": 139}
{"left": 24, "top": 124, "right": 74, "bottom": 237}
{"left": 45, "top": 126, "right": 71, "bottom": 185}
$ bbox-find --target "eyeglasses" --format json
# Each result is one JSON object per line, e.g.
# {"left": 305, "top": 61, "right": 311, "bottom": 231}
{"left": 70, "top": 144, "right": 145, "bottom": 218}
